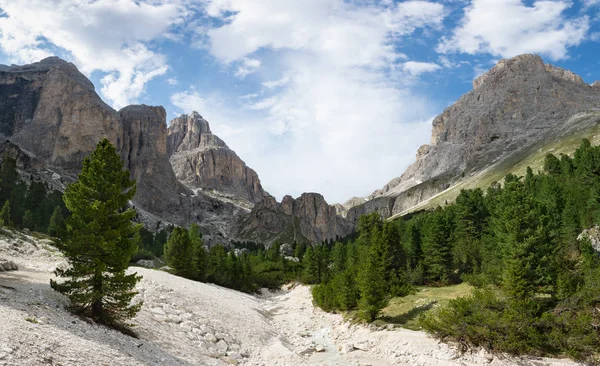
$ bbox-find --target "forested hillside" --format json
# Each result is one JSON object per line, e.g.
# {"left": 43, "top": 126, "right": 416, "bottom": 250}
{"left": 309, "top": 139, "right": 600, "bottom": 361}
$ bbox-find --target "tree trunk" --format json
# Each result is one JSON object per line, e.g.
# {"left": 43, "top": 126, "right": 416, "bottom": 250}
{"left": 91, "top": 273, "right": 103, "bottom": 322}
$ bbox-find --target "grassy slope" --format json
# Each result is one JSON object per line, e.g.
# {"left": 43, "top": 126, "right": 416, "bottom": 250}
{"left": 393, "top": 116, "right": 600, "bottom": 217}
{"left": 375, "top": 283, "right": 473, "bottom": 330}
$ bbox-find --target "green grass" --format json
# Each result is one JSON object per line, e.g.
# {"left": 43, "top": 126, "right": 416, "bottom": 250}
{"left": 375, "top": 283, "right": 474, "bottom": 330}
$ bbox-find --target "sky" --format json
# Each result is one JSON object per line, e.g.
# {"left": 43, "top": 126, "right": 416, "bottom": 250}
{"left": 0, "top": 0, "right": 599, "bottom": 204}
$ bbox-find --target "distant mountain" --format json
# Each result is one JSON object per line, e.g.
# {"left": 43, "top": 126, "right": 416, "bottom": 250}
{"left": 233, "top": 193, "right": 353, "bottom": 246}
{"left": 0, "top": 56, "right": 350, "bottom": 246}
{"left": 167, "top": 112, "right": 267, "bottom": 207}
{"left": 0, "top": 57, "right": 243, "bottom": 244}
{"left": 344, "top": 54, "right": 600, "bottom": 221}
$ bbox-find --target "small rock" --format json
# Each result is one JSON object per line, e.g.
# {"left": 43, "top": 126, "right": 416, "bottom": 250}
{"left": 339, "top": 343, "right": 354, "bottom": 354}
{"left": 204, "top": 333, "right": 218, "bottom": 343}
{"left": 153, "top": 315, "right": 167, "bottom": 322}
{"left": 1, "top": 261, "right": 17, "bottom": 271}
{"left": 168, "top": 315, "right": 182, "bottom": 324}
{"left": 0, "top": 352, "right": 7, "bottom": 360}
{"left": 215, "top": 339, "right": 228, "bottom": 353}
{"left": 227, "top": 352, "right": 243, "bottom": 360}
{"left": 298, "top": 346, "right": 316, "bottom": 355}
{"left": 150, "top": 307, "right": 166, "bottom": 315}
{"left": 353, "top": 341, "right": 371, "bottom": 351}
{"left": 221, "top": 356, "right": 238, "bottom": 365}
{"left": 315, "top": 344, "right": 326, "bottom": 353}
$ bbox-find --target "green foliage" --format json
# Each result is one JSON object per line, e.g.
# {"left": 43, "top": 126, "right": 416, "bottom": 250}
{"left": 357, "top": 250, "right": 388, "bottom": 321}
{"left": 164, "top": 227, "right": 194, "bottom": 277}
{"left": 189, "top": 223, "right": 207, "bottom": 281}
{"left": 50, "top": 139, "right": 141, "bottom": 328}
{"left": 47, "top": 206, "right": 65, "bottom": 238}
{"left": 22, "top": 210, "right": 33, "bottom": 229}
{"left": 0, "top": 200, "right": 11, "bottom": 227}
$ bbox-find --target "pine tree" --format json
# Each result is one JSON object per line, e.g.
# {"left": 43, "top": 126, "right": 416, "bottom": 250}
{"left": 357, "top": 246, "right": 388, "bottom": 321}
{"left": 0, "top": 200, "right": 11, "bottom": 227}
{"left": 302, "top": 246, "right": 318, "bottom": 283}
{"left": 22, "top": 210, "right": 34, "bottom": 229}
{"left": 0, "top": 157, "right": 18, "bottom": 204}
{"left": 50, "top": 139, "right": 141, "bottom": 328}
{"left": 47, "top": 206, "right": 65, "bottom": 238}
{"left": 189, "top": 223, "right": 207, "bottom": 281}
{"left": 164, "top": 227, "right": 194, "bottom": 278}
{"left": 421, "top": 208, "right": 453, "bottom": 283}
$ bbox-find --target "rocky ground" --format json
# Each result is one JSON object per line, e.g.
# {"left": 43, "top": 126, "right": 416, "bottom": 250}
{"left": 0, "top": 230, "right": 584, "bottom": 366}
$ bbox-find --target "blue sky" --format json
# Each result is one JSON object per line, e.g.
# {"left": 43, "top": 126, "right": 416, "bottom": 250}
{"left": 0, "top": 0, "right": 599, "bottom": 203}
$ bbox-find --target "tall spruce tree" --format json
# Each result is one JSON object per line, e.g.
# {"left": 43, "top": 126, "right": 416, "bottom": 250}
{"left": 189, "top": 223, "right": 207, "bottom": 281}
{"left": 50, "top": 139, "right": 141, "bottom": 327}
{"left": 164, "top": 227, "right": 194, "bottom": 278}
{"left": 47, "top": 206, "right": 65, "bottom": 238}
{"left": 357, "top": 245, "right": 388, "bottom": 321}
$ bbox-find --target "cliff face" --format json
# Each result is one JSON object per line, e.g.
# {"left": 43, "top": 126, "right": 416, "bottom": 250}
{"left": 234, "top": 193, "right": 353, "bottom": 245}
{"left": 0, "top": 57, "right": 242, "bottom": 244}
{"left": 167, "top": 112, "right": 267, "bottom": 204}
{"left": 346, "top": 54, "right": 600, "bottom": 222}
{"left": 0, "top": 57, "right": 122, "bottom": 172}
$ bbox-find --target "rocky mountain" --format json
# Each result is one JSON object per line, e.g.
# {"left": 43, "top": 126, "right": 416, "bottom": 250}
{"left": 344, "top": 54, "right": 600, "bottom": 222}
{"left": 0, "top": 57, "right": 242, "bottom": 244}
{"left": 0, "top": 56, "right": 349, "bottom": 246}
{"left": 167, "top": 112, "right": 267, "bottom": 206}
{"left": 234, "top": 193, "right": 353, "bottom": 245}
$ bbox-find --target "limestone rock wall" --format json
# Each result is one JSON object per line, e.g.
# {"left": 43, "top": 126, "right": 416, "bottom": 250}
{"left": 167, "top": 112, "right": 267, "bottom": 204}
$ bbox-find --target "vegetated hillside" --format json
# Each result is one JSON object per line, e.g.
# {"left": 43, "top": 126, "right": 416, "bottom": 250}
{"left": 311, "top": 139, "right": 600, "bottom": 362}
{"left": 342, "top": 54, "right": 600, "bottom": 222}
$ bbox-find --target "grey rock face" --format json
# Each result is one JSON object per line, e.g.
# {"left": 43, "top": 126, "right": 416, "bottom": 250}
{"left": 234, "top": 193, "right": 353, "bottom": 245}
{"left": 0, "top": 57, "right": 242, "bottom": 244}
{"left": 167, "top": 112, "right": 267, "bottom": 204}
{"left": 347, "top": 54, "right": 600, "bottom": 222}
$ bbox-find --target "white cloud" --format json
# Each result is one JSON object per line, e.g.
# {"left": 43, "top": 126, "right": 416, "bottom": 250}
{"left": 438, "top": 0, "right": 589, "bottom": 61}
{"left": 0, "top": 0, "right": 185, "bottom": 108}
{"left": 402, "top": 61, "right": 441, "bottom": 76}
{"left": 167, "top": 78, "right": 179, "bottom": 86}
{"left": 262, "top": 77, "right": 290, "bottom": 89}
{"left": 188, "top": 0, "right": 445, "bottom": 202}
{"left": 234, "top": 57, "right": 261, "bottom": 78}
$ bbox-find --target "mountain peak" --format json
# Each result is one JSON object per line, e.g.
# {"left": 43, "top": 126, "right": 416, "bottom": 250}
{"left": 166, "top": 112, "right": 227, "bottom": 155}
{"left": 473, "top": 54, "right": 585, "bottom": 90}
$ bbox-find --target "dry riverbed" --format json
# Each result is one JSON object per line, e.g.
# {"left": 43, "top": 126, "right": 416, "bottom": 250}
{"left": 0, "top": 231, "right": 584, "bottom": 365}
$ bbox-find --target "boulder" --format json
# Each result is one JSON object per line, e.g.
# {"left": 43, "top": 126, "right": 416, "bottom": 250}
{"left": 1, "top": 261, "right": 18, "bottom": 271}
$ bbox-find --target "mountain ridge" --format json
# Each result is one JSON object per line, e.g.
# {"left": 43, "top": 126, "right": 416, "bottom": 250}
{"left": 342, "top": 54, "right": 600, "bottom": 222}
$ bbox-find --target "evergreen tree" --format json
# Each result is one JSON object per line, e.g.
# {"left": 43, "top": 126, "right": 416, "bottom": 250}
{"left": 50, "top": 139, "right": 141, "bottom": 327}
{"left": 22, "top": 210, "right": 34, "bottom": 229}
{"left": 0, "top": 200, "right": 11, "bottom": 227}
{"left": 421, "top": 208, "right": 453, "bottom": 283}
{"left": 0, "top": 157, "right": 18, "bottom": 204}
{"left": 302, "top": 246, "right": 318, "bottom": 283}
{"left": 164, "top": 227, "right": 194, "bottom": 278}
{"left": 357, "top": 245, "right": 388, "bottom": 321}
{"left": 189, "top": 223, "right": 207, "bottom": 281}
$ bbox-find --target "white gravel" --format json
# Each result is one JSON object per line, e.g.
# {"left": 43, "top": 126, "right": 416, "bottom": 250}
{"left": 0, "top": 230, "right": 584, "bottom": 366}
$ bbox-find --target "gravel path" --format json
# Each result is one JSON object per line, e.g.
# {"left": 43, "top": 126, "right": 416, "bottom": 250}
{"left": 0, "top": 231, "right": 585, "bottom": 366}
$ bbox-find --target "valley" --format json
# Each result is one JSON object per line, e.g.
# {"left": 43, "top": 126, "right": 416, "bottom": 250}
{"left": 0, "top": 231, "right": 583, "bottom": 366}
